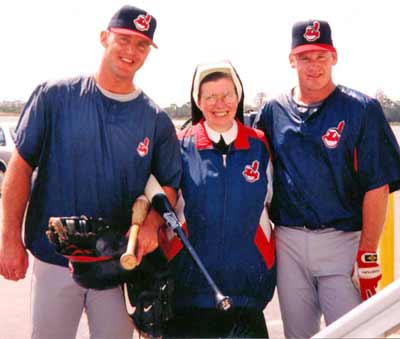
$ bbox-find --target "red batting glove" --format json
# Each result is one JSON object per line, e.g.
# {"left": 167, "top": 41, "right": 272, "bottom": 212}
{"left": 351, "top": 249, "right": 382, "bottom": 301}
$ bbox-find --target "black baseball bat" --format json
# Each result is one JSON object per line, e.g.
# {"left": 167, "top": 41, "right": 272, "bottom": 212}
{"left": 144, "top": 175, "right": 232, "bottom": 311}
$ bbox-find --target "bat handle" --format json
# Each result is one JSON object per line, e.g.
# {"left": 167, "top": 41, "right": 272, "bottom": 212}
{"left": 120, "top": 195, "right": 150, "bottom": 270}
{"left": 120, "top": 224, "right": 139, "bottom": 270}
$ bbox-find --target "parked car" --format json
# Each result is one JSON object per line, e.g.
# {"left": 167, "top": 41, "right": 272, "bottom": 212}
{"left": 0, "top": 120, "right": 17, "bottom": 195}
{"left": 0, "top": 119, "right": 18, "bottom": 196}
{"left": 0, "top": 117, "right": 43, "bottom": 197}
{"left": 243, "top": 111, "right": 258, "bottom": 127}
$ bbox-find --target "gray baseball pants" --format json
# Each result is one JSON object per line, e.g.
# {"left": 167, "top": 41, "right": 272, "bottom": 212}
{"left": 275, "top": 226, "right": 362, "bottom": 339}
{"left": 30, "top": 258, "right": 134, "bottom": 339}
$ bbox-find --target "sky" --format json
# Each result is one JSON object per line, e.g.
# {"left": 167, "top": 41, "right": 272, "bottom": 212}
{"left": 0, "top": 0, "right": 399, "bottom": 108}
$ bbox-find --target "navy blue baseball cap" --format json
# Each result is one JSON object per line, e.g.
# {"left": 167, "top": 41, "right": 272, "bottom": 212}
{"left": 108, "top": 5, "right": 158, "bottom": 48}
{"left": 291, "top": 20, "right": 336, "bottom": 54}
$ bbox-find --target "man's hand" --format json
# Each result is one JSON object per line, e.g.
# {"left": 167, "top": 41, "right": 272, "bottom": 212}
{"left": 352, "top": 249, "right": 382, "bottom": 301}
{"left": 0, "top": 238, "right": 29, "bottom": 281}
{"left": 0, "top": 150, "right": 32, "bottom": 282}
{"left": 136, "top": 183, "right": 178, "bottom": 264}
{"left": 135, "top": 209, "right": 163, "bottom": 265}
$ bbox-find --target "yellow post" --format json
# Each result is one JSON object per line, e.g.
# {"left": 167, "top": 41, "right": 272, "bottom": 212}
{"left": 379, "top": 193, "right": 395, "bottom": 289}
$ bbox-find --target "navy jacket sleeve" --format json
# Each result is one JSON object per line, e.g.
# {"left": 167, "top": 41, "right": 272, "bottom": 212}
{"left": 152, "top": 111, "right": 182, "bottom": 190}
{"left": 15, "top": 83, "right": 50, "bottom": 168}
{"left": 356, "top": 99, "right": 400, "bottom": 193}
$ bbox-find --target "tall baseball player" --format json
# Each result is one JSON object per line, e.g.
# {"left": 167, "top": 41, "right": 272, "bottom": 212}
{"left": 0, "top": 5, "right": 181, "bottom": 339}
{"left": 255, "top": 19, "right": 400, "bottom": 338}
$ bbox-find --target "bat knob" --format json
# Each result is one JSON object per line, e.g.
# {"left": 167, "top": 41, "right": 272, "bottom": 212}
{"left": 216, "top": 294, "right": 233, "bottom": 311}
{"left": 120, "top": 253, "right": 137, "bottom": 270}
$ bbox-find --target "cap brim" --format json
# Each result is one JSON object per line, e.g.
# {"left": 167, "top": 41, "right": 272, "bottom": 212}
{"left": 291, "top": 43, "right": 336, "bottom": 55}
{"left": 109, "top": 28, "right": 158, "bottom": 48}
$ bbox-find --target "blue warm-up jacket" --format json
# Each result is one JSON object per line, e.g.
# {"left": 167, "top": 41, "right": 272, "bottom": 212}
{"left": 160, "top": 119, "right": 276, "bottom": 311}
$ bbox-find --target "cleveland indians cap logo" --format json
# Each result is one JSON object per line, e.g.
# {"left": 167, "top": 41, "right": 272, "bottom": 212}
{"left": 242, "top": 160, "right": 260, "bottom": 183}
{"left": 322, "top": 121, "right": 345, "bottom": 148}
{"left": 304, "top": 21, "right": 321, "bottom": 42}
{"left": 134, "top": 13, "right": 152, "bottom": 31}
{"left": 137, "top": 137, "right": 150, "bottom": 157}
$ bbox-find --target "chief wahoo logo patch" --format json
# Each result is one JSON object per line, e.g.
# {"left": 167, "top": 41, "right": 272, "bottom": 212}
{"left": 322, "top": 121, "right": 345, "bottom": 148}
{"left": 134, "top": 14, "right": 152, "bottom": 31}
{"left": 242, "top": 160, "right": 260, "bottom": 183}
{"left": 304, "top": 21, "right": 321, "bottom": 42}
{"left": 137, "top": 137, "right": 150, "bottom": 157}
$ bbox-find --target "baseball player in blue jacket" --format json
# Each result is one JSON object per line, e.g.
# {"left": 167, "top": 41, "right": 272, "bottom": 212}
{"left": 0, "top": 5, "right": 181, "bottom": 339}
{"left": 256, "top": 20, "right": 400, "bottom": 338}
{"left": 160, "top": 60, "right": 276, "bottom": 338}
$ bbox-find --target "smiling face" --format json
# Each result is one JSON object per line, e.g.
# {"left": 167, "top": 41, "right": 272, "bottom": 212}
{"left": 97, "top": 31, "right": 151, "bottom": 93}
{"left": 290, "top": 49, "right": 337, "bottom": 103}
{"left": 198, "top": 76, "right": 239, "bottom": 132}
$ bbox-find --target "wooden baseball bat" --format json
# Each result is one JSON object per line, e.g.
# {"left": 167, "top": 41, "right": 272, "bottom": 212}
{"left": 120, "top": 195, "right": 150, "bottom": 270}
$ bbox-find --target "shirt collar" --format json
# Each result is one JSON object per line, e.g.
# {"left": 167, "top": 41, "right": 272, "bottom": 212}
{"left": 204, "top": 120, "right": 238, "bottom": 145}
{"left": 96, "top": 83, "right": 142, "bottom": 102}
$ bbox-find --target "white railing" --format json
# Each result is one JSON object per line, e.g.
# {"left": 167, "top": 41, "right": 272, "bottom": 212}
{"left": 312, "top": 278, "right": 400, "bottom": 338}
